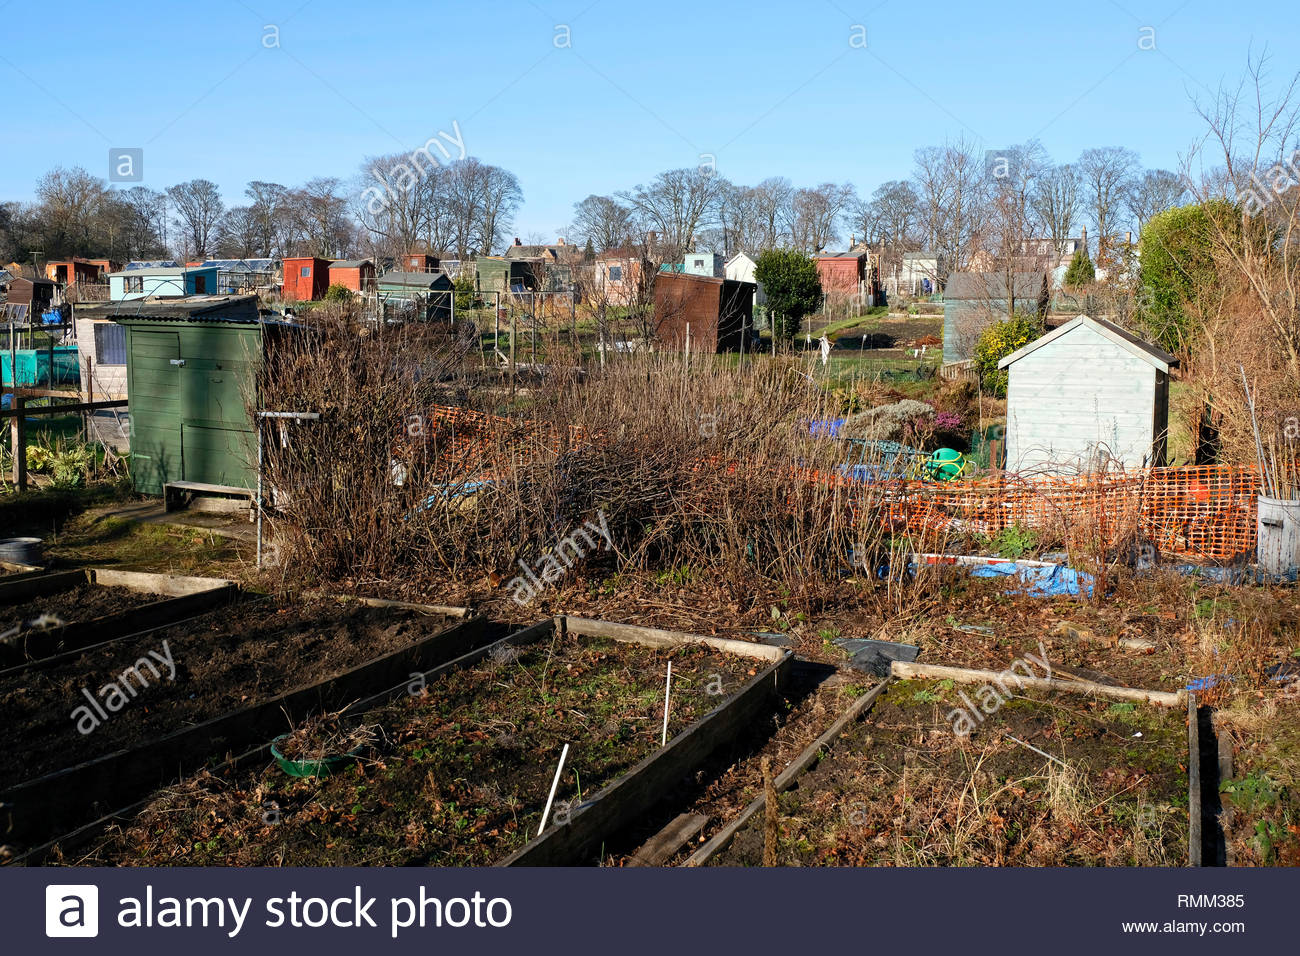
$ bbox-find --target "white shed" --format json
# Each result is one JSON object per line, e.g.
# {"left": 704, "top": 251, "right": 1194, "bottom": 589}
{"left": 998, "top": 314, "right": 1178, "bottom": 474}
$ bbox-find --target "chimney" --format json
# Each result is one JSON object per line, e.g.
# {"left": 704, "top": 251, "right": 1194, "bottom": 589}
{"left": 557, "top": 237, "right": 565, "bottom": 245}
{"left": 513, "top": 237, "right": 521, "bottom": 246}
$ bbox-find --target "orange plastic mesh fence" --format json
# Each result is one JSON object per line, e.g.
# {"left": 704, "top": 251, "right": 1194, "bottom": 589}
{"left": 410, "top": 406, "right": 1261, "bottom": 563}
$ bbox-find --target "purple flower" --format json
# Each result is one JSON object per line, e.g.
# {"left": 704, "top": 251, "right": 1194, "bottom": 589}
{"left": 934, "top": 411, "right": 963, "bottom": 431}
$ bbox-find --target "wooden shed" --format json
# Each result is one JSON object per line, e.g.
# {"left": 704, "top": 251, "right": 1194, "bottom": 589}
{"left": 4, "top": 277, "right": 56, "bottom": 313}
{"left": 281, "top": 256, "right": 331, "bottom": 302}
{"left": 376, "top": 271, "right": 454, "bottom": 322}
{"left": 653, "top": 272, "right": 755, "bottom": 353}
{"left": 327, "top": 258, "right": 376, "bottom": 293}
{"left": 998, "top": 314, "right": 1178, "bottom": 474}
{"left": 107, "top": 295, "right": 294, "bottom": 496}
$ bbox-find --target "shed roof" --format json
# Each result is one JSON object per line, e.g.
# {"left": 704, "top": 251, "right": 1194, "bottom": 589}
{"left": 108, "top": 265, "right": 213, "bottom": 277}
{"left": 202, "top": 258, "right": 276, "bottom": 271}
{"left": 997, "top": 314, "right": 1178, "bottom": 372}
{"left": 376, "top": 271, "right": 452, "bottom": 289}
{"left": 944, "top": 271, "right": 1046, "bottom": 300}
{"left": 330, "top": 259, "right": 373, "bottom": 269}
{"left": 78, "top": 294, "right": 263, "bottom": 322}
{"left": 124, "top": 260, "right": 182, "bottom": 270}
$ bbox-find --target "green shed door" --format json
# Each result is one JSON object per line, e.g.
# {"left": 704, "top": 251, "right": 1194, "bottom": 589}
{"left": 179, "top": 360, "right": 256, "bottom": 489}
{"left": 127, "top": 330, "right": 183, "bottom": 495}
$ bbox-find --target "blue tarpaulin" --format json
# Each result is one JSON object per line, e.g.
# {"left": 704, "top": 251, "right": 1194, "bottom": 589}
{"left": 969, "top": 561, "right": 1095, "bottom": 598}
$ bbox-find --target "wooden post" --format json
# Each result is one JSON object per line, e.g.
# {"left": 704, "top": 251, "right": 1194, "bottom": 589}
{"left": 11, "top": 396, "right": 26, "bottom": 491}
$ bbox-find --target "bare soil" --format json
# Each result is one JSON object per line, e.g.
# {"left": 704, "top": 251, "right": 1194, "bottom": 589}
{"left": 1, "top": 583, "right": 160, "bottom": 638}
{"left": 713, "top": 678, "right": 1189, "bottom": 867}
{"left": 0, "top": 597, "right": 453, "bottom": 789}
{"left": 73, "top": 633, "right": 760, "bottom": 866}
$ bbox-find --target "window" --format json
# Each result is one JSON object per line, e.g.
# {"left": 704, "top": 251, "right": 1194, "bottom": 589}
{"left": 94, "top": 322, "right": 127, "bottom": 365}
{"left": 125, "top": 276, "right": 143, "bottom": 294}
{"left": 608, "top": 265, "right": 622, "bottom": 281}
{"left": 300, "top": 266, "right": 311, "bottom": 277}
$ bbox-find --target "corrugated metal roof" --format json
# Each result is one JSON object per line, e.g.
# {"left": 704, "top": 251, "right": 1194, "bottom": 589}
{"left": 124, "top": 260, "right": 181, "bottom": 270}
{"left": 109, "top": 265, "right": 214, "bottom": 277}
{"left": 77, "top": 294, "right": 262, "bottom": 321}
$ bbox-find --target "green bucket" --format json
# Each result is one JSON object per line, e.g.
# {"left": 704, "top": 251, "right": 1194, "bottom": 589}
{"left": 270, "top": 734, "right": 361, "bottom": 778}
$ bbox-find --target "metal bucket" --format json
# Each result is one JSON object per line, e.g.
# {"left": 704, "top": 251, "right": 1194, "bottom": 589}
{"left": 0, "top": 537, "right": 44, "bottom": 566}
{"left": 1257, "top": 496, "right": 1300, "bottom": 575}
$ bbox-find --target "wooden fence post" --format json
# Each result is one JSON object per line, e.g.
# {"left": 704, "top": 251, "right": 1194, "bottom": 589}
{"left": 10, "top": 395, "right": 26, "bottom": 491}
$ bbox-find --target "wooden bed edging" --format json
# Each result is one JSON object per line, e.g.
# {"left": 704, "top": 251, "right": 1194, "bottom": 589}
{"left": 499, "top": 617, "right": 794, "bottom": 867}
{"left": 889, "top": 660, "right": 1185, "bottom": 707}
{"left": 0, "top": 580, "right": 239, "bottom": 670}
{"left": 1189, "top": 691, "right": 1202, "bottom": 867}
{"left": 1, "top": 609, "right": 488, "bottom": 852}
{"left": 684, "top": 677, "right": 895, "bottom": 867}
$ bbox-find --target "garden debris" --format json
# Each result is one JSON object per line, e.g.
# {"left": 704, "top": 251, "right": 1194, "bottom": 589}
{"left": 969, "top": 561, "right": 1095, "bottom": 598}
{"left": 949, "top": 622, "right": 995, "bottom": 636}
{"left": 835, "top": 637, "right": 920, "bottom": 676}
{"left": 1050, "top": 620, "right": 1156, "bottom": 653}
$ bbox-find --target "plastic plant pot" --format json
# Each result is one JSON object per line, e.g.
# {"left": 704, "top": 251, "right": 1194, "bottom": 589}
{"left": 270, "top": 734, "right": 361, "bottom": 778}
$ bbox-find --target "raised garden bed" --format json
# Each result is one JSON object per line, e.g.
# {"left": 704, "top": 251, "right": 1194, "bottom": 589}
{"left": 1, "top": 594, "right": 487, "bottom": 852}
{"left": 706, "top": 676, "right": 1190, "bottom": 867}
{"left": 68, "top": 617, "right": 792, "bottom": 867}
{"left": 0, "top": 568, "right": 236, "bottom": 667}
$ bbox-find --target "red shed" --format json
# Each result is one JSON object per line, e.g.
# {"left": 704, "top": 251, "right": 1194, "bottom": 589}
{"left": 328, "top": 259, "right": 376, "bottom": 293}
{"left": 281, "top": 256, "right": 331, "bottom": 301}
{"left": 814, "top": 252, "right": 866, "bottom": 297}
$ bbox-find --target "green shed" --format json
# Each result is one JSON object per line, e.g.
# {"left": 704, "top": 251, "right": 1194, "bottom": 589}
{"left": 83, "top": 295, "right": 291, "bottom": 496}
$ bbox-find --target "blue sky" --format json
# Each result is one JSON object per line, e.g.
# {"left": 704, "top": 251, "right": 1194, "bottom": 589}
{"left": 1, "top": 0, "right": 1296, "bottom": 239}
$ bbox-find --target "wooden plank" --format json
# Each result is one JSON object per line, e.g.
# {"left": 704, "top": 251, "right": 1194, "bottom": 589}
{"left": 89, "top": 569, "right": 233, "bottom": 597}
{"left": 628, "top": 813, "right": 709, "bottom": 867}
{"left": 0, "top": 583, "right": 239, "bottom": 669}
{"left": 305, "top": 591, "right": 471, "bottom": 620}
{"left": 562, "top": 616, "right": 784, "bottom": 662}
{"left": 0, "top": 568, "right": 88, "bottom": 605}
{"left": 1189, "top": 691, "right": 1202, "bottom": 867}
{"left": 685, "top": 677, "right": 894, "bottom": 867}
{"left": 0, "top": 398, "right": 125, "bottom": 420}
{"left": 501, "top": 651, "right": 794, "bottom": 866}
{"left": 0, "top": 615, "right": 496, "bottom": 849}
{"left": 889, "top": 660, "right": 1184, "bottom": 707}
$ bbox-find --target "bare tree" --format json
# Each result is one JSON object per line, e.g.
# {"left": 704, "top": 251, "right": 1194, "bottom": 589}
{"left": 617, "top": 167, "right": 727, "bottom": 257}
{"left": 1077, "top": 147, "right": 1139, "bottom": 266}
{"left": 789, "top": 182, "right": 856, "bottom": 252}
{"left": 1185, "top": 52, "right": 1300, "bottom": 380}
{"left": 1128, "top": 169, "right": 1188, "bottom": 235}
{"left": 166, "top": 179, "right": 224, "bottom": 259}
{"left": 1032, "top": 163, "right": 1081, "bottom": 257}
{"left": 570, "top": 194, "right": 634, "bottom": 252}
{"left": 911, "top": 138, "right": 988, "bottom": 278}
{"left": 750, "top": 177, "right": 794, "bottom": 250}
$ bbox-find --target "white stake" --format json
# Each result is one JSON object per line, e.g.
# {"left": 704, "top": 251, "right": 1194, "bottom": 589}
{"left": 538, "top": 743, "right": 569, "bottom": 836}
{"left": 661, "top": 661, "right": 673, "bottom": 746}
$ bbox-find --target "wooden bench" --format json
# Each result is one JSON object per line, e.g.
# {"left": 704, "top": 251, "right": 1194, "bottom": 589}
{"left": 164, "top": 480, "right": 255, "bottom": 513}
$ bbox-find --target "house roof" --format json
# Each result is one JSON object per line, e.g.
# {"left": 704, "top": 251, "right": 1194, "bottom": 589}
{"left": 944, "top": 271, "right": 1046, "bottom": 300}
{"left": 997, "top": 314, "right": 1179, "bottom": 372}
{"left": 726, "top": 252, "right": 757, "bottom": 265}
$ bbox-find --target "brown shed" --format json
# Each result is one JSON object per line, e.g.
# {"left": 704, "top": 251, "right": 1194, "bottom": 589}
{"left": 4, "top": 277, "right": 57, "bottom": 313}
{"left": 653, "top": 272, "right": 755, "bottom": 353}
